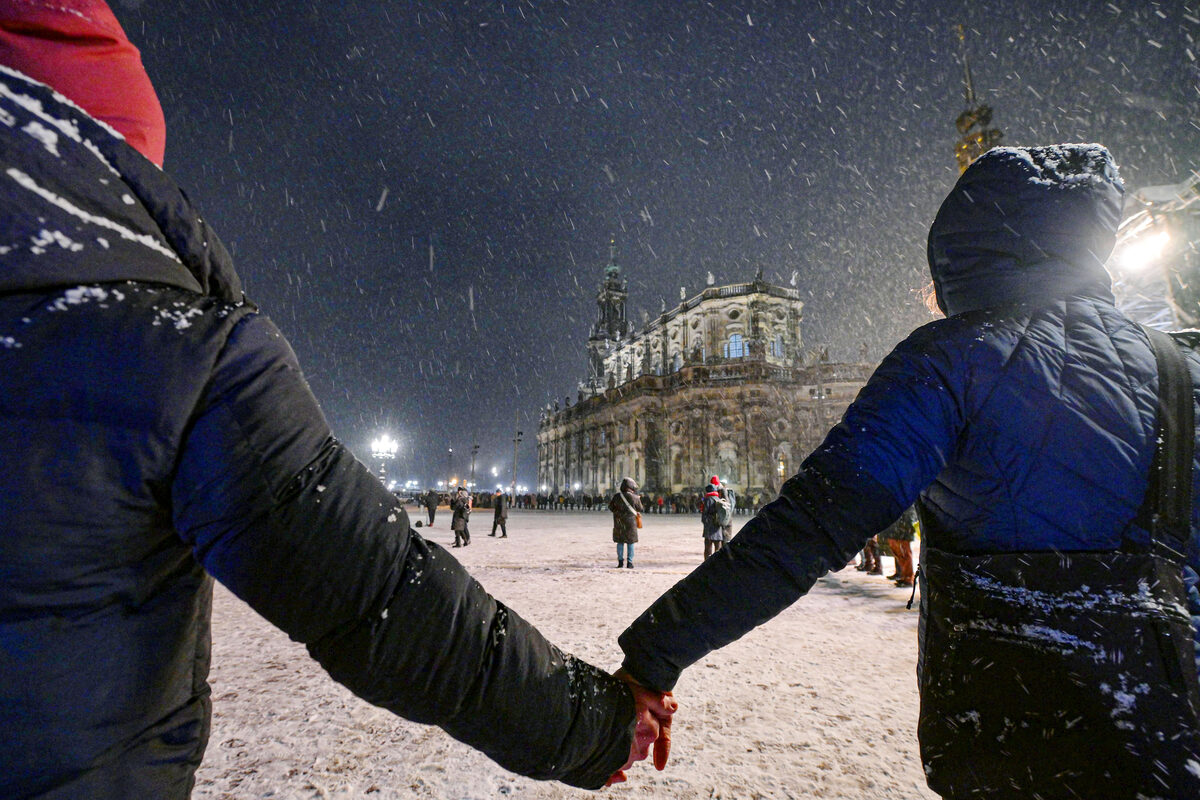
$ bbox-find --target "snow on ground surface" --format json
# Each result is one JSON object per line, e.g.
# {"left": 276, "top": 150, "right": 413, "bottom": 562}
{"left": 194, "top": 508, "right": 938, "bottom": 800}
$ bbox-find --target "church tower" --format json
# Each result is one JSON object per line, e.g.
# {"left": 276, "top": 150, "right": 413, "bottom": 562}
{"left": 587, "top": 239, "right": 631, "bottom": 382}
{"left": 954, "top": 24, "right": 1003, "bottom": 173}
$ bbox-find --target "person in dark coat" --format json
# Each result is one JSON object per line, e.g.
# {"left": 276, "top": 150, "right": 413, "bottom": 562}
{"left": 0, "top": 5, "right": 674, "bottom": 797}
{"left": 491, "top": 488, "right": 509, "bottom": 537}
{"left": 617, "top": 144, "right": 1200, "bottom": 799}
{"left": 423, "top": 487, "right": 439, "bottom": 526}
{"left": 700, "top": 476, "right": 725, "bottom": 559}
{"left": 609, "top": 477, "right": 642, "bottom": 568}
{"left": 718, "top": 484, "right": 736, "bottom": 543}
{"left": 451, "top": 486, "right": 472, "bottom": 547}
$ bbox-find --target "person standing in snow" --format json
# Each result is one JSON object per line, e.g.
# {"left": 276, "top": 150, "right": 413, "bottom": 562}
{"left": 618, "top": 144, "right": 1200, "bottom": 799}
{"left": 490, "top": 488, "right": 508, "bottom": 537}
{"left": 423, "top": 487, "right": 439, "bottom": 526}
{"left": 609, "top": 477, "right": 642, "bottom": 569}
{"left": 451, "top": 485, "right": 472, "bottom": 547}
{"left": 0, "top": 3, "right": 673, "bottom": 797}
{"left": 700, "top": 476, "right": 725, "bottom": 559}
{"left": 854, "top": 534, "right": 882, "bottom": 574}
{"left": 877, "top": 505, "right": 916, "bottom": 587}
{"left": 718, "top": 483, "right": 736, "bottom": 544}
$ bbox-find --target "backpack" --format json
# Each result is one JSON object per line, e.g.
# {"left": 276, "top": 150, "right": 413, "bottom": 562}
{"left": 714, "top": 496, "right": 732, "bottom": 527}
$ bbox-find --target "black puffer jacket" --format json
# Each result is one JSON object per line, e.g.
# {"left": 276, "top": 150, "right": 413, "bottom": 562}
{"left": 0, "top": 68, "right": 632, "bottom": 798}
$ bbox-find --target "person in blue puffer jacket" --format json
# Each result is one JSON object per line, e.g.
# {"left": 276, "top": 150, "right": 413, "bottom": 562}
{"left": 619, "top": 143, "right": 1200, "bottom": 798}
{"left": 0, "top": 3, "right": 674, "bottom": 798}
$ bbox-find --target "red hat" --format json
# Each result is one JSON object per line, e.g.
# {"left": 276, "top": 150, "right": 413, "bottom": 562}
{"left": 0, "top": 0, "right": 165, "bottom": 167}
{"left": 710, "top": 475, "right": 720, "bottom": 486}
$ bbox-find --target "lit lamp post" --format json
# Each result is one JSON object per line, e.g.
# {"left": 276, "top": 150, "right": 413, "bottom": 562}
{"left": 447, "top": 447, "right": 454, "bottom": 487}
{"left": 511, "top": 426, "right": 523, "bottom": 496}
{"left": 370, "top": 434, "right": 398, "bottom": 486}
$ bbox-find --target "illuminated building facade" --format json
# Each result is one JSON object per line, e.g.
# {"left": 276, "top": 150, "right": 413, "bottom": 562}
{"left": 537, "top": 251, "right": 872, "bottom": 499}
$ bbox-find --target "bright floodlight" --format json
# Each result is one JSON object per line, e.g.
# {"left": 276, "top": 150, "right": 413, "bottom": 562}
{"left": 371, "top": 434, "right": 398, "bottom": 459}
{"left": 1117, "top": 230, "right": 1170, "bottom": 273}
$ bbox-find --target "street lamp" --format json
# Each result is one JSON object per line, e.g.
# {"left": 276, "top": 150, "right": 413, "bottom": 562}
{"left": 370, "top": 433, "right": 398, "bottom": 484}
{"left": 511, "top": 426, "right": 523, "bottom": 495}
{"left": 470, "top": 444, "right": 480, "bottom": 488}
{"left": 447, "top": 447, "right": 454, "bottom": 487}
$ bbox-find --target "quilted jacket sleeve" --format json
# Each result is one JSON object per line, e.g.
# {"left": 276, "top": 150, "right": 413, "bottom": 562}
{"left": 171, "top": 312, "right": 635, "bottom": 789}
{"left": 619, "top": 322, "right": 968, "bottom": 692}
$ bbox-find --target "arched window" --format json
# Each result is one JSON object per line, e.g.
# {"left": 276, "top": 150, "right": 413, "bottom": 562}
{"left": 724, "top": 333, "right": 746, "bottom": 358}
{"left": 770, "top": 334, "right": 784, "bottom": 357}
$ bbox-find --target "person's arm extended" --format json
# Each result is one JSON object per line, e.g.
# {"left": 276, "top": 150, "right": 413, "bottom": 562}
{"left": 619, "top": 325, "right": 967, "bottom": 692}
{"left": 172, "top": 313, "right": 635, "bottom": 788}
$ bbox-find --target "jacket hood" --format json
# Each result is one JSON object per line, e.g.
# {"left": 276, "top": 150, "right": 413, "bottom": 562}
{"left": 0, "top": 66, "right": 243, "bottom": 302}
{"left": 620, "top": 477, "right": 638, "bottom": 492}
{"left": 0, "top": 0, "right": 165, "bottom": 167}
{"left": 927, "top": 144, "right": 1124, "bottom": 317}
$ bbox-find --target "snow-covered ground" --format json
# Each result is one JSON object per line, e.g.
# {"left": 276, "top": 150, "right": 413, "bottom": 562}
{"left": 193, "top": 508, "right": 938, "bottom": 800}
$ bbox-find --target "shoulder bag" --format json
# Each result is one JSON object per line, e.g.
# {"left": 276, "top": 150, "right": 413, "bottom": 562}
{"left": 618, "top": 489, "right": 642, "bottom": 528}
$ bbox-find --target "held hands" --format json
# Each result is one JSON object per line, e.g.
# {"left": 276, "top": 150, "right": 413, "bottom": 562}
{"left": 605, "top": 668, "right": 677, "bottom": 787}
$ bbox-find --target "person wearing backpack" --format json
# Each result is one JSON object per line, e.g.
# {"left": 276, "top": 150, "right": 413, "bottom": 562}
{"left": 701, "top": 476, "right": 728, "bottom": 559}
{"left": 618, "top": 144, "right": 1200, "bottom": 799}
{"left": 718, "top": 483, "right": 736, "bottom": 543}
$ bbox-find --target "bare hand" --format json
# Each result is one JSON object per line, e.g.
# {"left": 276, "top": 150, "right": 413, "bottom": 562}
{"left": 605, "top": 668, "right": 676, "bottom": 786}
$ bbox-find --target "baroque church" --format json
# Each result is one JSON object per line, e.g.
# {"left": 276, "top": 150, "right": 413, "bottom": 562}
{"left": 536, "top": 246, "right": 873, "bottom": 500}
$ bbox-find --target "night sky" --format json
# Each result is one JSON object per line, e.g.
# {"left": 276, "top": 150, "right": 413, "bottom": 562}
{"left": 110, "top": 0, "right": 1198, "bottom": 487}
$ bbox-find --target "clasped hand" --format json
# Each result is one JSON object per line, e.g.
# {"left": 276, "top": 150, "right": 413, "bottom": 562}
{"left": 605, "top": 668, "right": 676, "bottom": 787}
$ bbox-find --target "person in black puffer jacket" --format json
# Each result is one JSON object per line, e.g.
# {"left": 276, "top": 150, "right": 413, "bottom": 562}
{"left": 451, "top": 485, "right": 472, "bottom": 547}
{"left": 0, "top": 3, "right": 674, "bottom": 798}
{"left": 619, "top": 144, "right": 1200, "bottom": 799}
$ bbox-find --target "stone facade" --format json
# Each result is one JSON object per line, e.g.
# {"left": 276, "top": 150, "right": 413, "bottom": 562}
{"left": 537, "top": 257, "right": 873, "bottom": 499}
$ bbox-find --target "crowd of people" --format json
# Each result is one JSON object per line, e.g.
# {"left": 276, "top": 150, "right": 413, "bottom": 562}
{"left": 411, "top": 477, "right": 920, "bottom": 586}
{"left": 412, "top": 485, "right": 764, "bottom": 516}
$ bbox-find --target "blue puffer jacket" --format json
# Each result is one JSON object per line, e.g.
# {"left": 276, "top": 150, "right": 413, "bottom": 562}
{"left": 0, "top": 68, "right": 632, "bottom": 798}
{"left": 620, "top": 144, "right": 1200, "bottom": 692}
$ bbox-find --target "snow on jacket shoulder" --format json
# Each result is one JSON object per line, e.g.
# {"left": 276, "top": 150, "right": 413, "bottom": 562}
{"left": 0, "top": 68, "right": 632, "bottom": 798}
